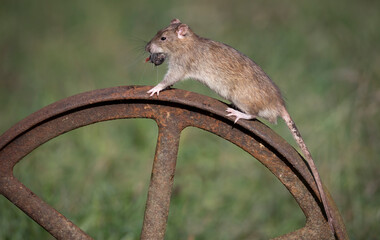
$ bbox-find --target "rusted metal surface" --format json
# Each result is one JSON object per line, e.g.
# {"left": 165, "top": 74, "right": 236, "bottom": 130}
{"left": 0, "top": 85, "right": 348, "bottom": 239}
{"left": 140, "top": 120, "right": 184, "bottom": 239}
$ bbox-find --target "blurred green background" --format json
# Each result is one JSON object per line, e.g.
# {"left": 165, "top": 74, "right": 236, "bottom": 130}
{"left": 1, "top": 0, "right": 379, "bottom": 239}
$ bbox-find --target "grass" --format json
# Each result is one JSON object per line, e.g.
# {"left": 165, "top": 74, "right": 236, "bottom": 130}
{"left": 1, "top": 0, "right": 379, "bottom": 239}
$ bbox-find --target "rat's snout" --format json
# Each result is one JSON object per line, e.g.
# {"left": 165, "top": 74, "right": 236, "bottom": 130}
{"left": 145, "top": 42, "right": 164, "bottom": 54}
{"left": 145, "top": 42, "right": 152, "bottom": 53}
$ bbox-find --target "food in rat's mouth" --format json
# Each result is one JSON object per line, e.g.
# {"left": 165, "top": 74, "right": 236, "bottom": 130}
{"left": 146, "top": 53, "right": 166, "bottom": 66}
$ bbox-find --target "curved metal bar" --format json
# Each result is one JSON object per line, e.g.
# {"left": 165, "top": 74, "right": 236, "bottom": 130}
{"left": 0, "top": 86, "right": 347, "bottom": 239}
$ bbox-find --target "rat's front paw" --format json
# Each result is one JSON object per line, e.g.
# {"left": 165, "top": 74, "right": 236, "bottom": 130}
{"left": 147, "top": 85, "right": 164, "bottom": 96}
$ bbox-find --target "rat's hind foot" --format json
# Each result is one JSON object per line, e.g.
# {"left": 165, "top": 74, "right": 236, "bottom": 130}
{"left": 226, "top": 108, "right": 256, "bottom": 123}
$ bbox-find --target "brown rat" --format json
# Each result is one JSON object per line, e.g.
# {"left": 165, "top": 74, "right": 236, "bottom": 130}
{"left": 145, "top": 18, "right": 334, "bottom": 233}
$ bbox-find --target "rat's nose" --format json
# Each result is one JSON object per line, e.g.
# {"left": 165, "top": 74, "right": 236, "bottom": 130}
{"left": 145, "top": 43, "right": 151, "bottom": 53}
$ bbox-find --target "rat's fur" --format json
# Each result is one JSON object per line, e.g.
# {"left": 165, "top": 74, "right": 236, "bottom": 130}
{"left": 145, "top": 19, "right": 335, "bottom": 234}
{"left": 146, "top": 20, "right": 284, "bottom": 123}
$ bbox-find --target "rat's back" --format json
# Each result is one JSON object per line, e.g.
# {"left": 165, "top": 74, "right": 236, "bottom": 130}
{"left": 188, "top": 37, "right": 285, "bottom": 123}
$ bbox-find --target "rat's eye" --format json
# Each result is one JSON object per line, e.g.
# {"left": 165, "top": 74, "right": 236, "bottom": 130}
{"left": 161, "top": 37, "right": 167, "bottom": 41}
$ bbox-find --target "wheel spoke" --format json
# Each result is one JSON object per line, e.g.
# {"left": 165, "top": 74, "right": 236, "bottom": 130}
{"left": 141, "top": 120, "right": 184, "bottom": 240}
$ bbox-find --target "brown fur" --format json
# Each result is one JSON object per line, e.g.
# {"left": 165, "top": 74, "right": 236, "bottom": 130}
{"left": 146, "top": 20, "right": 284, "bottom": 123}
{"left": 146, "top": 19, "right": 335, "bottom": 233}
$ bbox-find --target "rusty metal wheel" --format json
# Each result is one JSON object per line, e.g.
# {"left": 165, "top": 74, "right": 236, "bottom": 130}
{"left": 0, "top": 86, "right": 347, "bottom": 239}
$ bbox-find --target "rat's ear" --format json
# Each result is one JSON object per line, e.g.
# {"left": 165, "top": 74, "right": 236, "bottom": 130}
{"left": 171, "top": 18, "right": 181, "bottom": 24}
{"left": 176, "top": 24, "right": 189, "bottom": 39}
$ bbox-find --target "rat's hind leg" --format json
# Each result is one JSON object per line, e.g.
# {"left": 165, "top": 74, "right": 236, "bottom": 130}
{"left": 226, "top": 108, "right": 256, "bottom": 123}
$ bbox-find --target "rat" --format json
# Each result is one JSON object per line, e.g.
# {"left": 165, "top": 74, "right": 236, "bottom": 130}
{"left": 145, "top": 18, "right": 334, "bottom": 233}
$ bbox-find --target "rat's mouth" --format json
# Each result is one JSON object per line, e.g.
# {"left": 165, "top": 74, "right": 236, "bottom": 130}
{"left": 146, "top": 53, "right": 166, "bottom": 66}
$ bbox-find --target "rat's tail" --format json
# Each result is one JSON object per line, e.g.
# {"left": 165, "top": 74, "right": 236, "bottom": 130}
{"left": 281, "top": 107, "right": 334, "bottom": 233}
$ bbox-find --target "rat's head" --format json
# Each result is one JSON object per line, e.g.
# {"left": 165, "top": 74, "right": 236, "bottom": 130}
{"left": 145, "top": 19, "right": 193, "bottom": 65}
